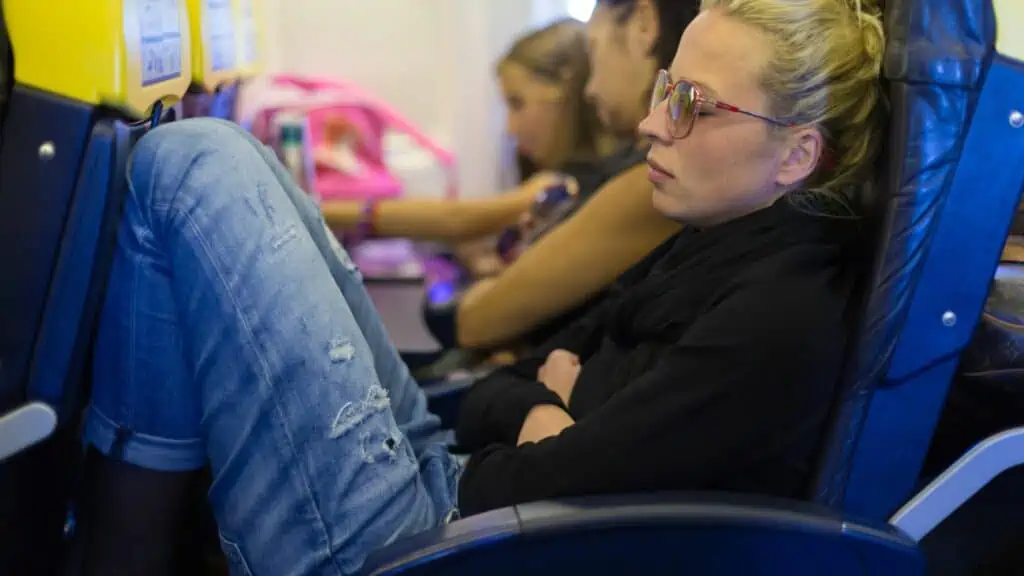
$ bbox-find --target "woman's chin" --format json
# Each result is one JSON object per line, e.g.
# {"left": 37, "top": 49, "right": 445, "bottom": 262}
{"left": 651, "top": 186, "right": 677, "bottom": 216}
{"left": 652, "top": 187, "right": 700, "bottom": 225}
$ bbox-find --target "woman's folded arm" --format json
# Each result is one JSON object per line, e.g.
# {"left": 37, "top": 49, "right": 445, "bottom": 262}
{"left": 457, "top": 280, "right": 846, "bottom": 515}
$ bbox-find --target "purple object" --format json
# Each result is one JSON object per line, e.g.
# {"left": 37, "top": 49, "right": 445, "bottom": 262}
{"left": 349, "top": 239, "right": 464, "bottom": 286}
{"left": 495, "top": 183, "right": 574, "bottom": 262}
{"left": 533, "top": 183, "right": 572, "bottom": 218}
{"left": 350, "top": 239, "right": 424, "bottom": 280}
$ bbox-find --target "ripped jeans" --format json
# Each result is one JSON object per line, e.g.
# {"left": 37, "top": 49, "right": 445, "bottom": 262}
{"left": 83, "top": 118, "right": 461, "bottom": 575}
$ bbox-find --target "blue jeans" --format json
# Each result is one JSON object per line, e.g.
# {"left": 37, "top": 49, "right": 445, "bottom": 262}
{"left": 83, "top": 118, "right": 461, "bottom": 575}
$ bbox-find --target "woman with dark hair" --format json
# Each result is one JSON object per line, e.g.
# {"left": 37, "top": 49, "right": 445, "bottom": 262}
{"left": 454, "top": 0, "right": 701, "bottom": 349}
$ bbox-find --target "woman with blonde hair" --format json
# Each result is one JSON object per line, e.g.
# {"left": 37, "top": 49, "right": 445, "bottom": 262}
{"left": 85, "top": 0, "right": 887, "bottom": 573}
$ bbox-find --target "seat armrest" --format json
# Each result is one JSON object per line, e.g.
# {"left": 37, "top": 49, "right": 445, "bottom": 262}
{"left": 362, "top": 493, "right": 923, "bottom": 575}
{"left": 0, "top": 402, "right": 57, "bottom": 461}
{"left": 891, "top": 426, "right": 1024, "bottom": 541}
{"left": 401, "top": 351, "right": 446, "bottom": 373}
{"left": 362, "top": 507, "right": 521, "bottom": 575}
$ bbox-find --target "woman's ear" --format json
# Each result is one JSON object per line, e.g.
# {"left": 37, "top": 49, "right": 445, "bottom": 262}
{"left": 775, "top": 127, "right": 824, "bottom": 188}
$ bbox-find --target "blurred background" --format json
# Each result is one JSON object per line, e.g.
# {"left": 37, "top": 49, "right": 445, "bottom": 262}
{"left": 259, "top": 0, "right": 597, "bottom": 199}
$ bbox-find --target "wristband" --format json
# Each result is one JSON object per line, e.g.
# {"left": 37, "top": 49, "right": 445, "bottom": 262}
{"left": 357, "top": 199, "right": 381, "bottom": 239}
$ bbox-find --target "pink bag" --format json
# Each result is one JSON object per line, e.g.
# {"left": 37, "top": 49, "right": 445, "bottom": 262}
{"left": 249, "top": 74, "right": 458, "bottom": 201}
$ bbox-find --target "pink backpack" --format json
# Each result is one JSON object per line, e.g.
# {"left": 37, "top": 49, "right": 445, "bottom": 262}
{"left": 247, "top": 74, "right": 458, "bottom": 201}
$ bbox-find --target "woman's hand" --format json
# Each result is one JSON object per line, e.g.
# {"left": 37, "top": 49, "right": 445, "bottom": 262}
{"left": 537, "top": 349, "right": 581, "bottom": 406}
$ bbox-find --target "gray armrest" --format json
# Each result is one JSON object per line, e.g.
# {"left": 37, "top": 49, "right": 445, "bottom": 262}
{"left": 890, "top": 426, "right": 1024, "bottom": 541}
{"left": 362, "top": 493, "right": 923, "bottom": 575}
{"left": 0, "top": 402, "right": 57, "bottom": 461}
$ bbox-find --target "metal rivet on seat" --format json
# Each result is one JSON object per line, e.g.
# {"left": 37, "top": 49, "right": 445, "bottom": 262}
{"left": 941, "top": 311, "right": 957, "bottom": 327}
{"left": 38, "top": 141, "right": 55, "bottom": 160}
{"left": 1010, "top": 110, "right": 1024, "bottom": 128}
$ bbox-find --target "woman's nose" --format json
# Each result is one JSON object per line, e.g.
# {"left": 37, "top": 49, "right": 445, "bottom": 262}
{"left": 638, "top": 99, "right": 670, "bottom": 143}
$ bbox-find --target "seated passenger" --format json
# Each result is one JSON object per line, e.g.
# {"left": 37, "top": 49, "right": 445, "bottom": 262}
{"left": 321, "top": 18, "right": 619, "bottom": 245}
{"left": 455, "top": 0, "right": 699, "bottom": 349}
{"left": 83, "top": 0, "right": 885, "bottom": 573}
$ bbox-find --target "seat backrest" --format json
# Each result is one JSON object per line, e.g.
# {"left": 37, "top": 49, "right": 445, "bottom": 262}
{"left": 234, "top": 0, "right": 266, "bottom": 80}
{"left": 186, "top": 0, "right": 243, "bottom": 94}
{"left": 810, "top": 0, "right": 1024, "bottom": 520}
{"left": 180, "top": 0, "right": 247, "bottom": 121}
{"left": 0, "top": 1, "right": 191, "bottom": 572}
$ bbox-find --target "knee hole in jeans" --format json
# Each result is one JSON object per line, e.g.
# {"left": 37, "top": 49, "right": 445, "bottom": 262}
{"left": 358, "top": 422, "right": 411, "bottom": 465}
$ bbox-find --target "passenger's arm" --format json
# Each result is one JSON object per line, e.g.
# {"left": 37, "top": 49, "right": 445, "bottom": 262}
{"left": 517, "top": 405, "right": 575, "bottom": 445}
{"left": 319, "top": 172, "right": 561, "bottom": 243}
{"left": 454, "top": 297, "right": 614, "bottom": 451}
{"left": 456, "top": 281, "right": 847, "bottom": 516}
{"left": 454, "top": 233, "right": 678, "bottom": 452}
{"left": 456, "top": 166, "right": 681, "bottom": 349}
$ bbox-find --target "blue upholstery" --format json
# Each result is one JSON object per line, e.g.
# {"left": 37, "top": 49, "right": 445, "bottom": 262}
{"left": 0, "top": 99, "right": 155, "bottom": 574}
{"left": 808, "top": 0, "right": 1022, "bottom": 519}
{"left": 0, "top": 5, "right": 162, "bottom": 569}
{"left": 362, "top": 494, "right": 923, "bottom": 575}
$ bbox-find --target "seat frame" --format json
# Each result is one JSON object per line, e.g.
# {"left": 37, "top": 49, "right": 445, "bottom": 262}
{"left": 818, "top": 53, "right": 1024, "bottom": 519}
{"left": 0, "top": 83, "right": 153, "bottom": 574}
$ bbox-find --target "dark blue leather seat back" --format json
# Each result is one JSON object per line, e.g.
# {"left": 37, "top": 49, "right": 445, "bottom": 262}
{"left": 811, "top": 0, "right": 1024, "bottom": 520}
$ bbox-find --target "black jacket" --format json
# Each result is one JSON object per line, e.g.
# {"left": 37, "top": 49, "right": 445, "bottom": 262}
{"left": 455, "top": 199, "right": 861, "bottom": 515}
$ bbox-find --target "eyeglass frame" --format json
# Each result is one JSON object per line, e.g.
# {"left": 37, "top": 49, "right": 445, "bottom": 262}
{"left": 649, "top": 69, "right": 795, "bottom": 139}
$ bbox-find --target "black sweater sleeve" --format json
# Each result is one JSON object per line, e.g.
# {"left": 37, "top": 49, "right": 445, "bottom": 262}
{"left": 454, "top": 297, "right": 610, "bottom": 451}
{"left": 454, "top": 237, "right": 680, "bottom": 451}
{"left": 456, "top": 279, "right": 847, "bottom": 516}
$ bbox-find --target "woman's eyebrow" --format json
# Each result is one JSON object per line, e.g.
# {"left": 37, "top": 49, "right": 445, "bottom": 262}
{"left": 700, "top": 84, "right": 722, "bottom": 99}
{"left": 691, "top": 77, "right": 722, "bottom": 99}
{"left": 670, "top": 70, "right": 723, "bottom": 99}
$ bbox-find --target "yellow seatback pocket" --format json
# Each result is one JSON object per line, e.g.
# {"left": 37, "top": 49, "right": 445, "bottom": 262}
{"left": 3, "top": 0, "right": 192, "bottom": 119}
{"left": 233, "top": 0, "right": 265, "bottom": 78}
{"left": 186, "top": 0, "right": 242, "bottom": 92}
